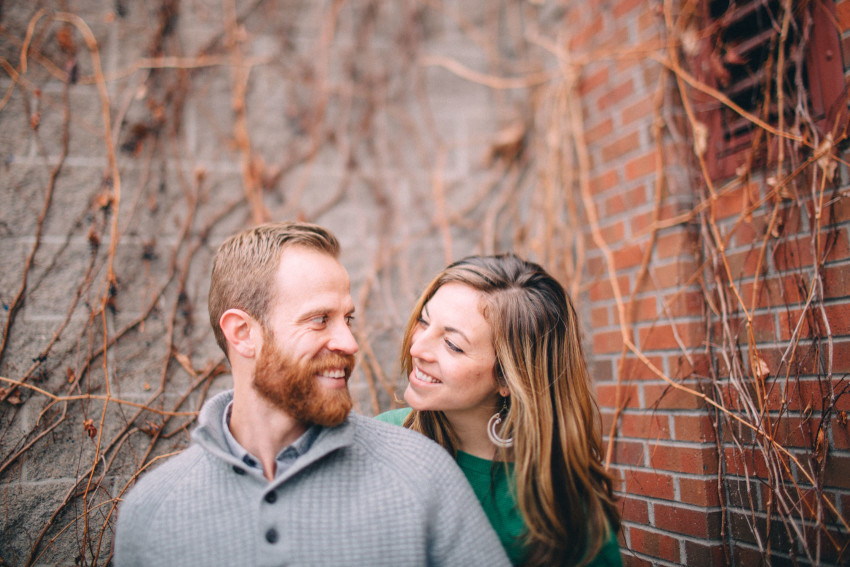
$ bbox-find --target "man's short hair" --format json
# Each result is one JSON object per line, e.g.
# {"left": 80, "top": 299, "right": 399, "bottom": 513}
{"left": 208, "top": 221, "right": 340, "bottom": 356}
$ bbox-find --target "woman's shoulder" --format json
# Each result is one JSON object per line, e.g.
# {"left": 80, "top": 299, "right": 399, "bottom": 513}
{"left": 374, "top": 407, "right": 412, "bottom": 426}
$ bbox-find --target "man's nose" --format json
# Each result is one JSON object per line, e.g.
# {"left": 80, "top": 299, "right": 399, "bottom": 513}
{"left": 328, "top": 321, "right": 359, "bottom": 355}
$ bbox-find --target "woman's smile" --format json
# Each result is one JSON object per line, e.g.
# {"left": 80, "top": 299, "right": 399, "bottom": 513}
{"left": 412, "top": 366, "right": 442, "bottom": 384}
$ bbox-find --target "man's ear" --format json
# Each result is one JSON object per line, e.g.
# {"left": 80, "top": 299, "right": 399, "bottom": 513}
{"left": 219, "top": 309, "right": 261, "bottom": 359}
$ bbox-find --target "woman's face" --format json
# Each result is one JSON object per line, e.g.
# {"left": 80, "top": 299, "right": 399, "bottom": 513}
{"left": 403, "top": 283, "right": 506, "bottom": 416}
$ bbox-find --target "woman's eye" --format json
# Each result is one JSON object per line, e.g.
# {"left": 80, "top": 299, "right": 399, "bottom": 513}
{"left": 445, "top": 339, "right": 463, "bottom": 354}
{"left": 417, "top": 317, "right": 429, "bottom": 327}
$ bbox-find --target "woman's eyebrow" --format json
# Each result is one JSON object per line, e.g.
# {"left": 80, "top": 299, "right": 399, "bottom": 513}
{"left": 423, "top": 302, "right": 470, "bottom": 343}
{"left": 443, "top": 325, "right": 470, "bottom": 343}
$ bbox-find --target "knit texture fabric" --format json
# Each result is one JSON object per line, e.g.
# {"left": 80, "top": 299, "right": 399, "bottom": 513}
{"left": 375, "top": 407, "right": 623, "bottom": 567}
{"left": 114, "top": 390, "right": 510, "bottom": 567}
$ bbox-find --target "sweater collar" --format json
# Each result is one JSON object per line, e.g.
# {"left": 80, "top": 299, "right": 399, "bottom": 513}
{"left": 192, "top": 389, "right": 355, "bottom": 486}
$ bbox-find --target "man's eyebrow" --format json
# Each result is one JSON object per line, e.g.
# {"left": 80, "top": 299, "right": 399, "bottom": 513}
{"left": 298, "top": 308, "right": 327, "bottom": 321}
{"left": 298, "top": 305, "right": 355, "bottom": 321}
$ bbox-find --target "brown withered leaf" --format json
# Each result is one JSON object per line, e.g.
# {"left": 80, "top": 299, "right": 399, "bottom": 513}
{"left": 709, "top": 51, "right": 731, "bottom": 87}
{"left": 723, "top": 48, "right": 747, "bottom": 65}
{"left": 140, "top": 420, "right": 162, "bottom": 436}
{"left": 816, "top": 134, "right": 837, "bottom": 181}
{"left": 87, "top": 227, "right": 100, "bottom": 251}
{"left": 814, "top": 428, "right": 828, "bottom": 466}
{"left": 173, "top": 351, "right": 198, "bottom": 378}
{"left": 83, "top": 418, "right": 98, "bottom": 438}
{"left": 754, "top": 357, "right": 770, "bottom": 379}
{"left": 0, "top": 388, "right": 22, "bottom": 405}
{"left": 56, "top": 26, "right": 76, "bottom": 54}
{"left": 680, "top": 27, "right": 701, "bottom": 58}
{"left": 488, "top": 122, "right": 526, "bottom": 164}
{"left": 95, "top": 191, "right": 114, "bottom": 210}
{"left": 693, "top": 121, "right": 708, "bottom": 157}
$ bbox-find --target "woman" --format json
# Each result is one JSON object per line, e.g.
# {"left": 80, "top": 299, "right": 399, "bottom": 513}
{"left": 376, "top": 254, "right": 621, "bottom": 566}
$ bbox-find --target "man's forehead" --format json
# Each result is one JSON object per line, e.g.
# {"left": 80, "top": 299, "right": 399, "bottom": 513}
{"left": 273, "top": 247, "right": 354, "bottom": 313}
{"left": 277, "top": 247, "right": 347, "bottom": 279}
{"left": 293, "top": 293, "right": 356, "bottom": 316}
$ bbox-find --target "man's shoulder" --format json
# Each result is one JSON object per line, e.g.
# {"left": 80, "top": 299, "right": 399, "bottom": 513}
{"left": 350, "top": 411, "right": 419, "bottom": 441}
{"left": 347, "top": 412, "right": 454, "bottom": 468}
{"left": 120, "top": 445, "right": 206, "bottom": 514}
{"left": 344, "top": 414, "right": 512, "bottom": 566}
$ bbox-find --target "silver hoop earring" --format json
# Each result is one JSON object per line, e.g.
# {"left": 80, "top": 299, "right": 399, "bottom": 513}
{"left": 487, "top": 399, "right": 513, "bottom": 448}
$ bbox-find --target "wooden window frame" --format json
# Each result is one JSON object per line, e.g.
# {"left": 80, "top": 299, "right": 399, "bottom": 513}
{"left": 694, "top": 0, "right": 846, "bottom": 180}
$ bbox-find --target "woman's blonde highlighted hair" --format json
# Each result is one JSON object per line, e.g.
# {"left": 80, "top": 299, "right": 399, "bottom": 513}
{"left": 401, "top": 254, "right": 619, "bottom": 567}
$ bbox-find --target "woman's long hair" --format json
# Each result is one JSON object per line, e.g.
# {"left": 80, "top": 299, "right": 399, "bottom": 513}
{"left": 401, "top": 254, "right": 619, "bottom": 567}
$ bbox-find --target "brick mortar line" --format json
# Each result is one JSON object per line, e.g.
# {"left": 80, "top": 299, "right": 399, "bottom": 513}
{"left": 621, "top": 518, "right": 724, "bottom": 533}
{"left": 610, "top": 438, "right": 717, "bottom": 449}
{"left": 718, "top": 505, "right": 849, "bottom": 526}
{"left": 617, "top": 495, "right": 724, "bottom": 513}
{"left": 610, "top": 465, "right": 722, "bottom": 478}
{"left": 603, "top": 408, "right": 716, "bottom": 416}
{"left": 617, "top": 547, "right": 684, "bottom": 567}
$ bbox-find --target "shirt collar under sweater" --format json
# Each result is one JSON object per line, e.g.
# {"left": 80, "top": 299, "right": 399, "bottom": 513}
{"left": 221, "top": 400, "right": 321, "bottom": 480}
{"left": 191, "top": 390, "right": 354, "bottom": 486}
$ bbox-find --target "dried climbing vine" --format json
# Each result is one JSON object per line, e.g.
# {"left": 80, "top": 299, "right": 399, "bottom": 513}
{"left": 0, "top": 0, "right": 847, "bottom": 566}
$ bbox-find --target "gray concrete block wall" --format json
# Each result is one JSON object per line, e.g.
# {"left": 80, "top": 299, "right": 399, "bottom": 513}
{"left": 0, "top": 1, "right": 561, "bottom": 564}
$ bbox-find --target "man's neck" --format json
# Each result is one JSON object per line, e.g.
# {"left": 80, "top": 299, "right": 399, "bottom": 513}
{"left": 229, "top": 383, "right": 307, "bottom": 481}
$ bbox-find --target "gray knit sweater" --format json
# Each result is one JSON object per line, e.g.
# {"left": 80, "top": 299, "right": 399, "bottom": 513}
{"left": 114, "top": 390, "right": 510, "bottom": 566}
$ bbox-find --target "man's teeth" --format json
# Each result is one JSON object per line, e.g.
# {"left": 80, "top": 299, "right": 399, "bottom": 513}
{"left": 415, "top": 368, "right": 440, "bottom": 384}
{"left": 320, "top": 369, "right": 346, "bottom": 379}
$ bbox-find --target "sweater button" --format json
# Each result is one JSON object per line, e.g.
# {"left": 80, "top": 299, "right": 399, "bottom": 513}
{"left": 232, "top": 465, "right": 246, "bottom": 475}
{"left": 264, "top": 491, "right": 277, "bottom": 504}
{"left": 265, "top": 528, "right": 279, "bottom": 544}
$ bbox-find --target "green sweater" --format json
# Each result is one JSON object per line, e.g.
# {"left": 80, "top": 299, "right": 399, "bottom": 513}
{"left": 375, "top": 408, "right": 622, "bottom": 567}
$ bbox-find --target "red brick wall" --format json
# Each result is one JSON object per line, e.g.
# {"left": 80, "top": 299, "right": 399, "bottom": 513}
{"left": 568, "top": 1, "right": 850, "bottom": 564}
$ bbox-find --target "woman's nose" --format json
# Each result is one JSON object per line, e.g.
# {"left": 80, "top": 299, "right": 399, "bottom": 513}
{"left": 409, "top": 329, "right": 433, "bottom": 361}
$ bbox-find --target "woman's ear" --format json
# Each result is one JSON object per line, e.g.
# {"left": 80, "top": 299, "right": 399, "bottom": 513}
{"left": 494, "top": 361, "right": 510, "bottom": 398}
{"left": 219, "top": 309, "right": 260, "bottom": 359}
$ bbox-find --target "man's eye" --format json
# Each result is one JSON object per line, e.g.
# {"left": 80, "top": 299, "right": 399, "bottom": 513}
{"left": 311, "top": 316, "right": 329, "bottom": 325}
{"left": 345, "top": 315, "right": 355, "bottom": 326}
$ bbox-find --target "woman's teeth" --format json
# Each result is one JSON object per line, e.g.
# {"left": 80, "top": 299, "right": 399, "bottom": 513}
{"left": 414, "top": 368, "right": 441, "bottom": 384}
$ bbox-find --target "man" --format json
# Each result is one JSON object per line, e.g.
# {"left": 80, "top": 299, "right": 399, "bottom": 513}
{"left": 114, "top": 221, "right": 510, "bottom": 566}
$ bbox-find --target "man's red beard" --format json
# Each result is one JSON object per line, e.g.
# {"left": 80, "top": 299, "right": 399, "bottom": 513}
{"left": 253, "top": 333, "right": 355, "bottom": 427}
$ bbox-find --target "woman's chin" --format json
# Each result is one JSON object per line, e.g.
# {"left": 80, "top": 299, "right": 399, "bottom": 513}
{"left": 402, "top": 385, "right": 431, "bottom": 412}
